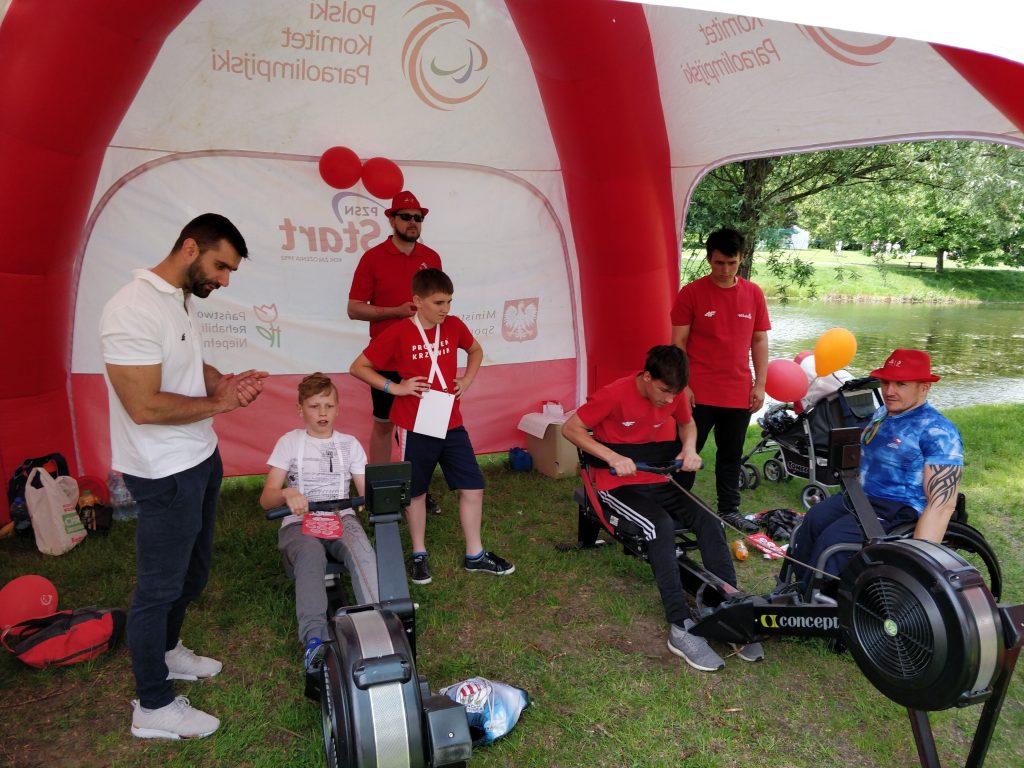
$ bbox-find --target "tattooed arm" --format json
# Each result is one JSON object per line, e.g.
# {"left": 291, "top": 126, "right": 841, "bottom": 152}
{"left": 914, "top": 463, "right": 963, "bottom": 542}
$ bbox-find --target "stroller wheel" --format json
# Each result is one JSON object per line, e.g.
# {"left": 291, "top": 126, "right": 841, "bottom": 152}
{"left": 763, "top": 458, "right": 787, "bottom": 483}
{"left": 739, "top": 464, "right": 760, "bottom": 490}
{"left": 800, "top": 483, "right": 830, "bottom": 511}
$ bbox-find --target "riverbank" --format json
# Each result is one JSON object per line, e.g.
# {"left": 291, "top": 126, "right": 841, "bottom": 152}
{"left": 748, "top": 248, "right": 1024, "bottom": 303}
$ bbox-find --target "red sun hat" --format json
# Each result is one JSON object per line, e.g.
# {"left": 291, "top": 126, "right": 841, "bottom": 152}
{"left": 869, "top": 348, "right": 941, "bottom": 382}
{"left": 385, "top": 191, "right": 428, "bottom": 217}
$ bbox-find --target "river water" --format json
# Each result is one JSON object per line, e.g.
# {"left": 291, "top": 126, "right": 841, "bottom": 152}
{"left": 766, "top": 301, "right": 1024, "bottom": 410}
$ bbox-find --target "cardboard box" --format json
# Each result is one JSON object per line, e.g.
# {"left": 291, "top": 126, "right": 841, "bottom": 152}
{"left": 527, "top": 422, "right": 579, "bottom": 479}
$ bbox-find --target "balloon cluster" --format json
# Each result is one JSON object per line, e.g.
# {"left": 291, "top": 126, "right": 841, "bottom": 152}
{"left": 318, "top": 146, "right": 404, "bottom": 199}
{"left": 764, "top": 327, "right": 857, "bottom": 402}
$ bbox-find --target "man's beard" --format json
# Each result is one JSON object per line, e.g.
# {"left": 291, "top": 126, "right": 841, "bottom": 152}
{"left": 185, "top": 261, "right": 214, "bottom": 298}
{"left": 393, "top": 228, "right": 419, "bottom": 244}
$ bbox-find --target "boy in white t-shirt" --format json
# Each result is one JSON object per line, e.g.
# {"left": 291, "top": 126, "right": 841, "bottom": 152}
{"left": 260, "top": 373, "right": 378, "bottom": 670}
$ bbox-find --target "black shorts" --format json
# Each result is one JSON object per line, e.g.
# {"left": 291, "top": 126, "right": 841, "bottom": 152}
{"left": 400, "top": 426, "right": 486, "bottom": 497}
{"left": 370, "top": 370, "right": 403, "bottom": 422}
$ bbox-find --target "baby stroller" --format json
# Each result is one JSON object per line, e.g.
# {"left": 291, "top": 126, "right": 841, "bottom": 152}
{"left": 740, "top": 377, "right": 883, "bottom": 510}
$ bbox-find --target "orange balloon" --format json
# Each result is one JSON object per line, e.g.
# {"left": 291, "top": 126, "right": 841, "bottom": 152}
{"left": 814, "top": 328, "right": 857, "bottom": 376}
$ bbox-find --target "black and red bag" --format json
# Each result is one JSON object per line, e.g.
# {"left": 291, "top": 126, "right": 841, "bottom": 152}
{"left": 1, "top": 607, "right": 125, "bottom": 668}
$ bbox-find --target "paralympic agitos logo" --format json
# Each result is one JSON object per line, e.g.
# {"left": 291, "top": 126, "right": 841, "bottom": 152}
{"left": 798, "top": 26, "right": 895, "bottom": 66}
{"left": 402, "top": 0, "right": 489, "bottom": 110}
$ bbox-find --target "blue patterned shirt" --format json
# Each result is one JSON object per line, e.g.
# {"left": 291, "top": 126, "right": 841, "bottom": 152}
{"left": 859, "top": 402, "right": 963, "bottom": 514}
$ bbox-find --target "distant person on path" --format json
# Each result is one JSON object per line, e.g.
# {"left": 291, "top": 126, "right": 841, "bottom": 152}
{"left": 348, "top": 191, "right": 441, "bottom": 514}
{"left": 101, "top": 213, "right": 268, "bottom": 740}
{"left": 671, "top": 227, "right": 770, "bottom": 534}
{"left": 790, "top": 348, "right": 963, "bottom": 586}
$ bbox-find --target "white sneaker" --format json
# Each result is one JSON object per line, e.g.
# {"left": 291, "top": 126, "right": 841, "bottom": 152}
{"left": 131, "top": 696, "right": 219, "bottom": 739}
{"left": 165, "top": 641, "right": 222, "bottom": 681}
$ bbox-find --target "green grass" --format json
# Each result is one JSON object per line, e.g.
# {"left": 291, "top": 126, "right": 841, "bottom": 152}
{"left": 2, "top": 404, "right": 1023, "bottom": 767}
{"left": 738, "top": 248, "right": 1024, "bottom": 303}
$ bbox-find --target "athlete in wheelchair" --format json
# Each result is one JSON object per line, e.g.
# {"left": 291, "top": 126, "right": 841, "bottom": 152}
{"left": 561, "top": 345, "right": 764, "bottom": 671}
{"left": 783, "top": 348, "right": 1001, "bottom": 600}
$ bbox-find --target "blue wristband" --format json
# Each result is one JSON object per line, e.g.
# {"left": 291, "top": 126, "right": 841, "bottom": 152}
{"left": 383, "top": 380, "right": 391, "bottom": 394}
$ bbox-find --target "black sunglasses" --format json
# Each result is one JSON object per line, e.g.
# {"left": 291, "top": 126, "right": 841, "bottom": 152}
{"left": 393, "top": 213, "right": 424, "bottom": 222}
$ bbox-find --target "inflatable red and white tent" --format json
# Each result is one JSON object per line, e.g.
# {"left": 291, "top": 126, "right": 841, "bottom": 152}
{"left": 1, "top": 0, "right": 1022, "bottom": 519}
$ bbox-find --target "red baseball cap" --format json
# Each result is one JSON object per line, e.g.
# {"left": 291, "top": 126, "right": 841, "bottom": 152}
{"left": 0, "top": 575, "right": 58, "bottom": 629}
{"left": 385, "top": 191, "right": 428, "bottom": 217}
{"left": 869, "top": 348, "right": 941, "bottom": 382}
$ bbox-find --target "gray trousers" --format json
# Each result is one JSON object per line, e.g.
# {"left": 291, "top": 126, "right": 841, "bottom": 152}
{"left": 278, "top": 516, "right": 379, "bottom": 645}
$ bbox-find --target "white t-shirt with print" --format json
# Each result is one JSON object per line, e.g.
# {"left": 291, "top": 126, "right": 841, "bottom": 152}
{"left": 267, "top": 429, "right": 367, "bottom": 527}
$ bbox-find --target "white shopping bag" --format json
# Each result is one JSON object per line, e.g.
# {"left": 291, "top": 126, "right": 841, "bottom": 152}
{"left": 413, "top": 389, "right": 456, "bottom": 439}
{"left": 25, "top": 467, "right": 86, "bottom": 556}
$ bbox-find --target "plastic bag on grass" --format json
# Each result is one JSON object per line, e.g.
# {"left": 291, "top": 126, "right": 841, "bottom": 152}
{"left": 439, "top": 676, "right": 529, "bottom": 746}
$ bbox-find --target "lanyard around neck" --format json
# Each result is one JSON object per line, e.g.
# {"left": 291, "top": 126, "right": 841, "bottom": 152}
{"left": 413, "top": 315, "right": 448, "bottom": 391}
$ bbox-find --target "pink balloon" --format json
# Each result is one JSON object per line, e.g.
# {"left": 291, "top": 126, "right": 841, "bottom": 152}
{"left": 793, "top": 350, "right": 813, "bottom": 365}
{"left": 318, "top": 146, "right": 361, "bottom": 189}
{"left": 765, "top": 359, "right": 810, "bottom": 402}
{"left": 361, "top": 157, "right": 404, "bottom": 199}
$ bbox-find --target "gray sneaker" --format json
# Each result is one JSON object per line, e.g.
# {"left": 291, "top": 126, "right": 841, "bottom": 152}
{"left": 668, "top": 620, "right": 725, "bottom": 672}
{"left": 131, "top": 696, "right": 219, "bottom": 740}
{"left": 730, "top": 641, "right": 765, "bottom": 662}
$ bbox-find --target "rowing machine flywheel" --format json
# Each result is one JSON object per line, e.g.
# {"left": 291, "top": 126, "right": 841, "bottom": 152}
{"left": 322, "top": 605, "right": 425, "bottom": 768}
{"left": 838, "top": 539, "right": 1003, "bottom": 711}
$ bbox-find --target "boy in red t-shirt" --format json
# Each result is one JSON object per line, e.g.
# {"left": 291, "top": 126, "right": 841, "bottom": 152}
{"left": 562, "top": 345, "right": 762, "bottom": 672}
{"left": 349, "top": 268, "right": 514, "bottom": 586}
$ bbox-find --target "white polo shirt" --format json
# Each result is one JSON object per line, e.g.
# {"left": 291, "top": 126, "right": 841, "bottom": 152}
{"left": 100, "top": 269, "right": 217, "bottom": 479}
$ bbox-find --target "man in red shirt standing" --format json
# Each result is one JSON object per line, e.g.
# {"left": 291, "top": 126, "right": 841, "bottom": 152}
{"left": 348, "top": 191, "right": 441, "bottom": 511}
{"left": 671, "top": 228, "right": 770, "bottom": 534}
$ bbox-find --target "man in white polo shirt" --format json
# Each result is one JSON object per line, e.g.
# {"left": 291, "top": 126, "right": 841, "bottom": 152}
{"left": 100, "top": 213, "right": 268, "bottom": 740}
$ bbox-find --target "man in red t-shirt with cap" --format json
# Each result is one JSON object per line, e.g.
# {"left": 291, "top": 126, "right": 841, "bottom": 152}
{"left": 671, "top": 227, "right": 770, "bottom": 534}
{"left": 348, "top": 192, "right": 442, "bottom": 511}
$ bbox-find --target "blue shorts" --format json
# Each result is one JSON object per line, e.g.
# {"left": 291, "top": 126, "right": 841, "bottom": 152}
{"left": 401, "top": 426, "right": 485, "bottom": 497}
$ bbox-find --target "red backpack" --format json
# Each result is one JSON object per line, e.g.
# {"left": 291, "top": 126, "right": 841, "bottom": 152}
{"left": 1, "top": 607, "right": 125, "bottom": 668}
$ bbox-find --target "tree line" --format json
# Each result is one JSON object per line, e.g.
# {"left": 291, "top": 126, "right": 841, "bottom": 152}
{"left": 684, "top": 140, "right": 1024, "bottom": 279}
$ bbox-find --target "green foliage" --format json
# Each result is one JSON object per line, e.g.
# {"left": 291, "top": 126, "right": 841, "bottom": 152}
{"left": 687, "top": 140, "right": 1024, "bottom": 283}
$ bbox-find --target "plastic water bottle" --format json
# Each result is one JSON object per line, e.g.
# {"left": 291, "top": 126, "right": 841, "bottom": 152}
{"left": 107, "top": 471, "right": 139, "bottom": 521}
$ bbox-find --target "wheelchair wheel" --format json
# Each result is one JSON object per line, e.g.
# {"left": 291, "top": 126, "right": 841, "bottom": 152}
{"left": 889, "top": 520, "right": 1003, "bottom": 600}
{"left": 763, "top": 458, "right": 786, "bottom": 483}
{"left": 800, "top": 483, "right": 829, "bottom": 511}
{"left": 739, "top": 464, "right": 760, "bottom": 490}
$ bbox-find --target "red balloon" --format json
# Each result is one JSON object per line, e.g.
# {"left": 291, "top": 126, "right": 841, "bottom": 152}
{"left": 765, "top": 359, "right": 810, "bottom": 403}
{"left": 0, "top": 574, "right": 58, "bottom": 629}
{"left": 361, "top": 157, "right": 404, "bottom": 199}
{"left": 318, "top": 146, "right": 361, "bottom": 189}
{"left": 793, "top": 350, "right": 813, "bottom": 365}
